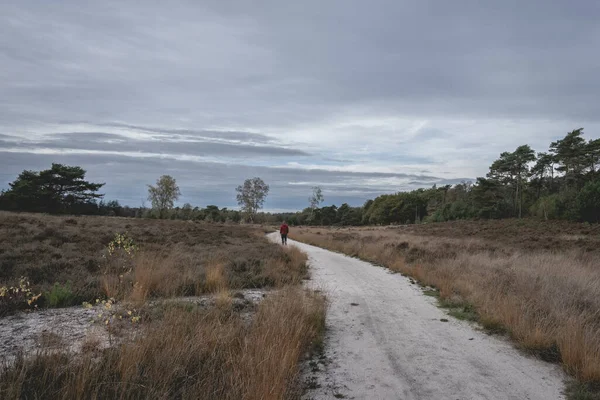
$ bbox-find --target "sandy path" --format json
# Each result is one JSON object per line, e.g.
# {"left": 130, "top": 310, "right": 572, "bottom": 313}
{"left": 268, "top": 233, "right": 566, "bottom": 400}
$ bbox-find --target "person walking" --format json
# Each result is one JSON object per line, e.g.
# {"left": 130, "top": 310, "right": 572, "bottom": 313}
{"left": 279, "top": 221, "right": 289, "bottom": 245}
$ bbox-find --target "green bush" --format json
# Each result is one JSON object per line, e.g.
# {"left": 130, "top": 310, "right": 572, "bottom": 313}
{"left": 424, "top": 211, "right": 445, "bottom": 223}
{"left": 46, "top": 282, "right": 76, "bottom": 308}
{"left": 530, "top": 194, "right": 560, "bottom": 220}
{"left": 576, "top": 180, "right": 600, "bottom": 223}
{"left": 555, "top": 189, "right": 581, "bottom": 220}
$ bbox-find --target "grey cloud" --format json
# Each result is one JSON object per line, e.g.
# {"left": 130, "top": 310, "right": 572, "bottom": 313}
{"left": 1, "top": 0, "right": 599, "bottom": 130}
{"left": 202, "top": 0, "right": 600, "bottom": 122}
{"left": 0, "top": 132, "right": 310, "bottom": 158}
{"left": 95, "top": 123, "right": 278, "bottom": 144}
{"left": 269, "top": 167, "right": 444, "bottom": 181}
{"left": 407, "top": 179, "right": 468, "bottom": 186}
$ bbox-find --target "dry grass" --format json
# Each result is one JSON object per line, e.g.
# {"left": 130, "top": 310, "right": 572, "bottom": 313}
{"left": 205, "top": 261, "right": 227, "bottom": 293}
{"left": 0, "top": 212, "right": 323, "bottom": 399}
{"left": 0, "top": 287, "right": 326, "bottom": 400}
{"left": 262, "top": 246, "right": 308, "bottom": 287}
{"left": 383, "top": 218, "right": 600, "bottom": 254}
{"left": 292, "top": 224, "right": 600, "bottom": 383}
{"left": 122, "top": 245, "right": 308, "bottom": 304}
{"left": 0, "top": 212, "right": 308, "bottom": 308}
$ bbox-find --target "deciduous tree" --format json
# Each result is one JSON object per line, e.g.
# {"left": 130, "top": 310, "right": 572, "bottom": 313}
{"left": 309, "top": 186, "right": 324, "bottom": 210}
{"left": 236, "top": 177, "right": 269, "bottom": 222}
{"left": 147, "top": 175, "right": 181, "bottom": 219}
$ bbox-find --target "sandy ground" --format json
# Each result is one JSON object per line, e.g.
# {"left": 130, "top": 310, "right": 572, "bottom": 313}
{"left": 0, "top": 306, "right": 108, "bottom": 361}
{"left": 0, "top": 290, "right": 267, "bottom": 362}
{"left": 268, "top": 233, "right": 567, "bottom": 400}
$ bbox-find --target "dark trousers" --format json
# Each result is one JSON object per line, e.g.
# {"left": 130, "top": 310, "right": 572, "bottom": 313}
{"left": 281, "top": 234, "right": 288, "bottom": 244}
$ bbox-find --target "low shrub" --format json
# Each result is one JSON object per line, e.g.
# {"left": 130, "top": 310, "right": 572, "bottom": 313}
{"left": 0, "top": 277, "right": 41, "bottom": 316}
{"left": 46, "top": 282, "right": 76, "bottom": 308}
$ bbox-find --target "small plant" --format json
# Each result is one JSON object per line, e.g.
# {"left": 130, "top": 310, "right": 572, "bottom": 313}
{"left": 101, "top": 233, "right": 138, "bottom": 298}
{"left": 0, "top": 277, "right": 41, "bottom": 316}
{"left": 107, "top": 233, "right": 138, "bottom": 257}
{"left": 85, "top": 298, "right": 142, "bottom": 345}
{"left": 46, "top": 282, "right": 75, "bottom": 308}
{"left": 102, "top": 233, "right": 138, "bottom": 273}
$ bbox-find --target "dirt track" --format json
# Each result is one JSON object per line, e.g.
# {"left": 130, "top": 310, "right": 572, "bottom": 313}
{"left": 268, "top": 233, "right": 567, "bottom": 400}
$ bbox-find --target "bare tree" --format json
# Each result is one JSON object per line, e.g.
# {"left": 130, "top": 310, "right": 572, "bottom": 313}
{"left": 147, "top": 175, "right": 181, "bottom": 218}
{"left": 236, "top": 177, "right": 269, "bottom": 222}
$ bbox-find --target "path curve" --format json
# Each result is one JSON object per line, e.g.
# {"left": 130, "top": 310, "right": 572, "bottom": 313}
{"left": 268, "top": 233, "right": 566, "bottom": 400}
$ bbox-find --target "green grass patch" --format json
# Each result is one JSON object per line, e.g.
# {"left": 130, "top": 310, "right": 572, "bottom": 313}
{"left": 479, "top": 317, "right": 509, "bottom": 335}
{"left": 45, "top": 282, "right": 76, "bottom": 308}
{"left": 521, "top": 342, "right": 562, "bottom": 363}
{"left": 422, "top": 289, "right": 439, "bottom": 298}
{"left": 437, "top": 297, "right": 480, "bottom": 322}
{"left": 565, "top": 381, "right": 600, "bottom": 400}
{"left": 447, "top": 306, "right": 479, "bottom": 322}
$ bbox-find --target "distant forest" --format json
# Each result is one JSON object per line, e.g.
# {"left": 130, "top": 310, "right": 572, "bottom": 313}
{"left": 1, "top": 128, "right": 599, "bottom": 224}
{"left": 283, "top": 128, "right": 600, "bottom": 225}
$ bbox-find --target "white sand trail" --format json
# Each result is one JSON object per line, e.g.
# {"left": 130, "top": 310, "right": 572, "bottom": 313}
{"left": 268, "top": 233, "right": 566, "bottom": 400}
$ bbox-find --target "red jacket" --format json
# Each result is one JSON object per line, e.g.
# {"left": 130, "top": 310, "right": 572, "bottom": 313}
{"left": 280, "top": 224, "right": 289, "bottom": 235}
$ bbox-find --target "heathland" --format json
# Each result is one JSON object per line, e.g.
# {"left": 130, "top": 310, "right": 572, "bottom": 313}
{"left": 290, "top": 219, "right": 600, "bottom": 396}
{"left": 0, "top": 212, "right": 325, "bottom": 399}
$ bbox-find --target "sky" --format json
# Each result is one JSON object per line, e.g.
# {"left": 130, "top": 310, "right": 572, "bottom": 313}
{"left": 1, "top": 1, "right": 599, "bottom": 211}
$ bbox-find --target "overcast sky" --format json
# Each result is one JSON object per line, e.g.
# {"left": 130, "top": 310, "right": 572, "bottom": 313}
{"left": 2, "top": 1, "right": 599, "bottom": 211}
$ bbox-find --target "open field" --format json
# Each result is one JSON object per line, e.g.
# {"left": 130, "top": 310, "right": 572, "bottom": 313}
{"left": 0, "top": 212, "right": 325, "bottom": 399}
{"left": 290, "top": 219, "right": 600, "bottom": 389}
{"left": 388, "top": 219, "right": 600, "bottom": 254}
{"left": 0, "top": 211, "right": 309, "bottom": 312}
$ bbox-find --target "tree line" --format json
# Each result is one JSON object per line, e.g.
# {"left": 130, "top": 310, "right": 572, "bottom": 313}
{"left": 1, "top": 127, "right": 599, "bottom": 224}
{"left": 0, "top": 164, "right": 270, "bottom": 222}
{"left": 273, "top": 128, "right": 600, "bottom": 225}
{"left": 427, "top": 127, "right": 600, "bottom": 223}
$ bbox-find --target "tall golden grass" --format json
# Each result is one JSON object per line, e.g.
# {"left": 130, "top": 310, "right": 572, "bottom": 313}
{"left": 99, "top": 245, "right": 309, "bottom": 304}
{"left": 292, "top": 227, "right": 600, "bottom": 383}
{"left": 0, "top": 287, "right": 326, "bottom": 400}
{"left": 205, "top": 261, "right": 227, "bottom": 293}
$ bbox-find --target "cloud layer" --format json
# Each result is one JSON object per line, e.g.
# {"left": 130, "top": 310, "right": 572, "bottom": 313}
{"left": 1, "top": 1, "right": 599, "bottom": 210}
